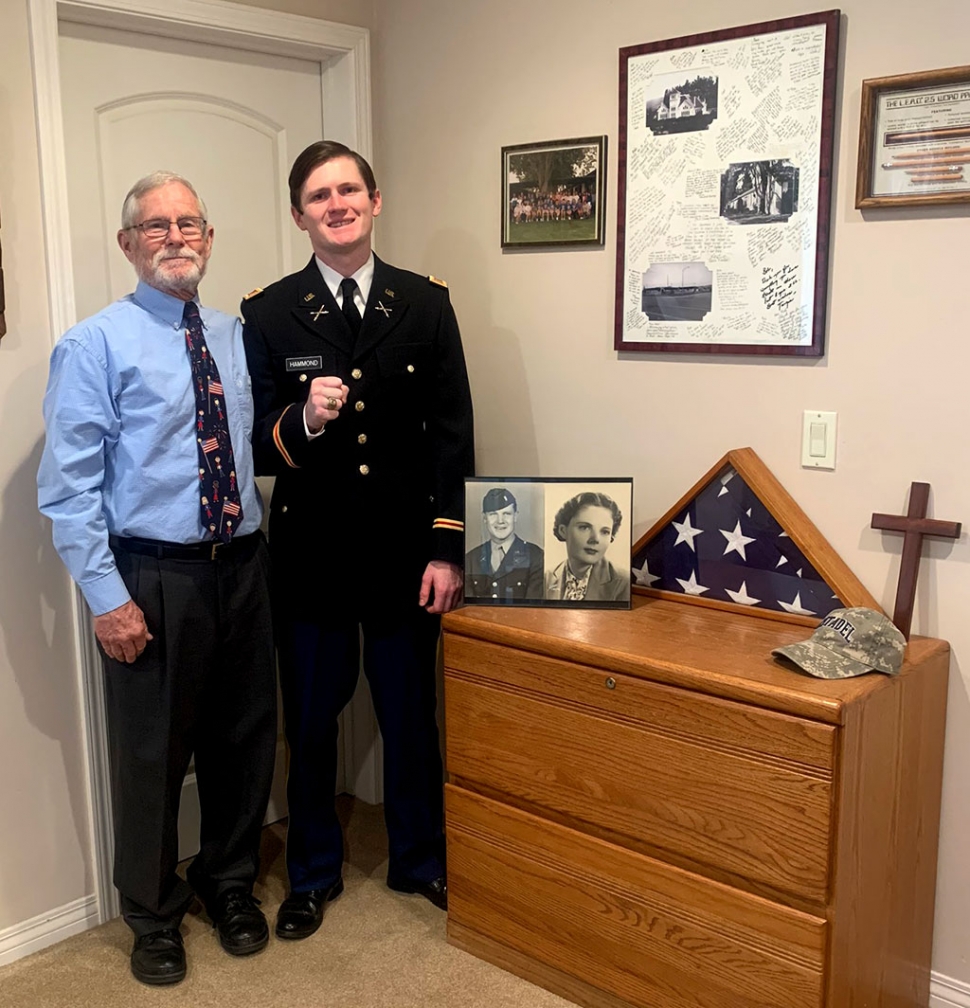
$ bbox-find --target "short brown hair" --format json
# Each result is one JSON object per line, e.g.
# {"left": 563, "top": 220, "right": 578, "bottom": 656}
{"left": 553, "top": 492, "right": 623, "bottom": 541}
{"left": 288, "top": 141, "right": 378, "bottom": 210}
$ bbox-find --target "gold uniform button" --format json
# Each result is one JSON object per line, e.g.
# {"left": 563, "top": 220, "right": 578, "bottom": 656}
{"left": 351, "top": 368, "right": 362, "bottom": 380}
{"left": 281, "top": 505, "right": 288, "bottom": 513}
{"left": 407, "top": 364, "right": 415, "bottom": 373}
{"left": 359, "top": 464, "right": 370, "bottom": 475}
{"left": 357, "top": 433, "right": 367, "bottom": 444}
{"left": 299, "top": 374, "right": 307, "bottom": 382}
{"left": 355, "top": 400, "right": 365, "bottom": 412}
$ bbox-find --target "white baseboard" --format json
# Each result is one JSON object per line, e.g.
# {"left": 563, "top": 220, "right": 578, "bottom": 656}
{"left": 0, "top": 896, "right": 99, "bottom": 968}
{"left": 932, "top": 973, "right": 970, "bottom": 1008}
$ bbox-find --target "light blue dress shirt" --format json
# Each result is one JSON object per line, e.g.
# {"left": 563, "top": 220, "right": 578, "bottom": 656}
{"left": 38, "top": 281, "right": 262, "bottom": 616}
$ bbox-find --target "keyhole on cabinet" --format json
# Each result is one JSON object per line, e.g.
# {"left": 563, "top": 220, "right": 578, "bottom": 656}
{"left": 605, "top": 677, "right": 616, "bottom": 690}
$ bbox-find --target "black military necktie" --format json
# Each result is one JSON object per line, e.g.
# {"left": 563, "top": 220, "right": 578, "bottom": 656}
{"left": 183, "top": 301, "right": 244, "bottom": 542}
{"left": 340, "top": 277, "right": 361, "bottom": 337}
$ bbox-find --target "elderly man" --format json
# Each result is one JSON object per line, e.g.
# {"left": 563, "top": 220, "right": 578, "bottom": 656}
{"left": 38, "top": 172, "right": 277, "bottom": 985}
{"left": 242, "top": 141, "right": 474, "bottom": 938}
{"left": 465, "top": 487, "right": 544, "bottom": 600}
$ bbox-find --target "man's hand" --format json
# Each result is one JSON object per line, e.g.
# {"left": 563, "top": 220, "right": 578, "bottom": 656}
{"left": 419, "top": 560, "right": 463, "bottom": 614}
{"left": 93, "top": 600, "right": 153, "bottom": 664}
{"left": 304, "top": 376, "right": 349, "bottom": 434}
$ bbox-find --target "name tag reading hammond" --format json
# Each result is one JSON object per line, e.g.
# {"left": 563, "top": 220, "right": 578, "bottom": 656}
{"left": 286, "top": 356, "right": 322, "bottom": 371}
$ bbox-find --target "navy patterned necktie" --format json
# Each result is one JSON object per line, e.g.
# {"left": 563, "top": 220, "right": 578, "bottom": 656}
{"left": 340, "top": 277, "right": 361, "bottom": 337}
{"left": 183, "top": 300, "right": 243, "bottom": 542}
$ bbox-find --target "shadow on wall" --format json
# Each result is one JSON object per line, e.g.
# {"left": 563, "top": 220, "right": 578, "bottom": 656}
{"left": 422, "top": 228, "right": 540, "bottom": 476}
{"left": 0, "top": 360, "right": 94, "bottom": 908}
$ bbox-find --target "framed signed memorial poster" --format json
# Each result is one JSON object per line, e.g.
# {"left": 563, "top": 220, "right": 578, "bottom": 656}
{"left": 615, "top": 11, "right": 840, "bottom": 357}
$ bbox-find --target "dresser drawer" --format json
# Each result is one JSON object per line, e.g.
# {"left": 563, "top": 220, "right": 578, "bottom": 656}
{"left": 444, "top": 635, "right": 835, "bottom": 903}
{"left": 447, "top": 786, "right": 826, "bottom": 1008}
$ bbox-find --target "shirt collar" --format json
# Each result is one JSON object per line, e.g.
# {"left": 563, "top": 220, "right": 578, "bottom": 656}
{"left": 315, "top": 252, "right": 374, "bottom": 306}
{"left": 131, "top": 280, "right": 203, "bottom": 331}
{"left": 564, "top": 563, "right": 592, "bottom": 589}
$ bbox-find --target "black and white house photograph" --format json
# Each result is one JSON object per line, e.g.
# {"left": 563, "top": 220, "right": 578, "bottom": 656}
{"left": 641, "top": 261, "right": 714, "bottom": 322}
{"left": 644, "top": 70, "right": 718, "bottom": 135}
{"left": 720, "top": 159, "right": 800, "bottom": 224}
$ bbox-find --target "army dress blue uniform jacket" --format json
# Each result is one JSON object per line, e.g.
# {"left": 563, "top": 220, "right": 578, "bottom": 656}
{"left": 242, "top": 256, "right": 475, "bottom": 614}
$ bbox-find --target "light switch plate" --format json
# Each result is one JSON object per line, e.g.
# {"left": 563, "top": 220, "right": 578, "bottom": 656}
{"left": 801, "top": 410, "right": 837, "bottom": 469}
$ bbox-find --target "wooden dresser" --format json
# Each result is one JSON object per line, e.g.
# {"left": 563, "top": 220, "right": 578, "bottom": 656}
{"left": 441, "top": 597, "right": 949, "bottom": 1008}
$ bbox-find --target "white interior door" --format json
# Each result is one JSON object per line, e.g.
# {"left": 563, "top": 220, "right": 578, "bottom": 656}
{"left": 58, "top": 20, "right": 381, "bottom": 862}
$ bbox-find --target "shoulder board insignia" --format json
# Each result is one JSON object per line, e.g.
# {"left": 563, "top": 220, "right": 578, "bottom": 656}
{"left": 243, "top": 287, "right": 264, "bottom": 300}
{"left": 428, "top": 275, "right": 448, "bottom": 288}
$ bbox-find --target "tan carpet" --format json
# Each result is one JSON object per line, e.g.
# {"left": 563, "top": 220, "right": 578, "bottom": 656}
{"left": 0, "top": 797, "right": 570, "bottom": 1008}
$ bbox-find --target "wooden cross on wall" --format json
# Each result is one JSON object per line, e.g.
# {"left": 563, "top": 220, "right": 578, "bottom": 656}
{"left": 871, "top": 482, "right": 961, "bottom": 640}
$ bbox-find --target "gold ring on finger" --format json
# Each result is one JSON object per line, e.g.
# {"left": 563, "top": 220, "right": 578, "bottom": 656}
{"left": 326, "top": 396, "right": 338, "bottom": 410}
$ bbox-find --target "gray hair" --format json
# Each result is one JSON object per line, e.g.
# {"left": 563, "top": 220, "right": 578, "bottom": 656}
{"left": 120, "top": 171, "right": 209, "bottom": 229}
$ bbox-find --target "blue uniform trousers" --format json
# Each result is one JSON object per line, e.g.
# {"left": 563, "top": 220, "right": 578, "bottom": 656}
{"left": 277, "top": 607, "right": 445, "bottom": 892}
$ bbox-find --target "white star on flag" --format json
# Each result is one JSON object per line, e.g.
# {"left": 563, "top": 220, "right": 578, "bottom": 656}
{"left": 632, "top": 559, "right": 660, "bottom": 587}
{"left": 776, "top": 555, "right": 788, "bottom": 568}
{"left": 725, "top": 581, "right": 761, "bottom": 606}
{"left": 720, "top": 520, "right": 756, "bottom": 560}
{"left": 672, "top": 514, "right": 704, "bottom": 551}
{"left": 779, "top": 593, "right": 816, "bottom": 615}
{"left": 675, "top": 571, "right": 709, "bottom": 595}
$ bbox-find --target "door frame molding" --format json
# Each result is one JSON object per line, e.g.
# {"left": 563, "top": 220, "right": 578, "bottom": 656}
{"left": 27, "top": 0, "right": 371, "bottom": 923}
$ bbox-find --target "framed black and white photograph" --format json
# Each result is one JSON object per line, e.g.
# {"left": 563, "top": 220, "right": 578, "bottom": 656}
{"left": 616, "top": 11, "right": 840, "bottom": 356}
{"left": 464, "top": 477, "right": 632, "bottom": 609}
{"left": 856, "top": 65, "right": 970, "bottom": 208}
{"left": 501, "top": 136, "right": 607, "bottom": 248}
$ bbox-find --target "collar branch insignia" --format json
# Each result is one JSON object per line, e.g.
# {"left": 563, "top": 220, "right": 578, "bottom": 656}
{"left": 375, "top": 301, "right": 393, "bottom": 317}
{"left": 310, "top": 305, "right": 329, "bottom": 321}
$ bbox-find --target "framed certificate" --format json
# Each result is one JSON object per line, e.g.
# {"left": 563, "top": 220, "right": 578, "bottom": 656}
{"left": 856, "top": 66, "right": 970, "bottom": 208}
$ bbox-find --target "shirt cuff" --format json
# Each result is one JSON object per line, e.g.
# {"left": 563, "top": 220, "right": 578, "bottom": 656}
{"left": 303, "top": 405, "right": 326, "bottom": 440}
{"left": 80, "top": 567, "right": 132, "bottom": 617}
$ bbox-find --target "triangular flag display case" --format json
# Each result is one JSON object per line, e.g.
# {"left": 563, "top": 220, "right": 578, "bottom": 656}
{"left": 630, "top": 447, "right": 881, "bottom": 626}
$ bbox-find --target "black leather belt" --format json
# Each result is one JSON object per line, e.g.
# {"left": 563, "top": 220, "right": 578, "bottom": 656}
{"left": 108, "top": 531, "right": 261, "bottom": 561}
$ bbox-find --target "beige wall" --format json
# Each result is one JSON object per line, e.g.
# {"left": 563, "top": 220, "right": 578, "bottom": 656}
{"left": 369, "top": 0, "right": 970, "bottom": 984}
{"left": 0, "top": 0, "right": 93, "bottom": 930}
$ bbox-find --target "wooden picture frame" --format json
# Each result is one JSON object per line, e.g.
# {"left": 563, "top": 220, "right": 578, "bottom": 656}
{"left": 501, "top": 136, "right": 607, "bottom": 248}
{"left": 616, "top": 10, "right": 840, "bottom": 357}
{"left": 464, "top": 477, "right": 632, "bottom": 609}
{"left": 856, "top": 65, "right": 970, "bottom": 208}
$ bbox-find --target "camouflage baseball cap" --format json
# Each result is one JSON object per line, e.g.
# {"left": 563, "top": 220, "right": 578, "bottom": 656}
{"left": 772, "top": 607, "right": 905, "bottom": 679}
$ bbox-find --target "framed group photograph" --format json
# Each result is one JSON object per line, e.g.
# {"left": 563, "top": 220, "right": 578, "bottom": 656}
{"left": 615, "top": 10, "right": 840, "bottom": 357}
{"left": 463, "top": 477, "right": 632, "bottom": 609}
{"left": 501, "top": 136, "right": 607, "bottom": 248}
{"left": 856, "top": 65, "right": 970, "bottom": 208}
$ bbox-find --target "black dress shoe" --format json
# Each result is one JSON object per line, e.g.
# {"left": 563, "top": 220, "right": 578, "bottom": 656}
{"left": 130, "top": 929, "right": 186, "bottom": 986}
{"left": 210, "top": 889, "right": 269, "bottom": 956}
{"left": 275, "top": 879, "right": 344, "bottom": 940}
{"left": 387, "top": 874, "right": 448, "bottom": 910}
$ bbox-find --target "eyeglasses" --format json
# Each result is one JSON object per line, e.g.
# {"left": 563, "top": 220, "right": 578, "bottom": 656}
{"left": 127, "top": 217, "right": 207, "bottom": 240}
